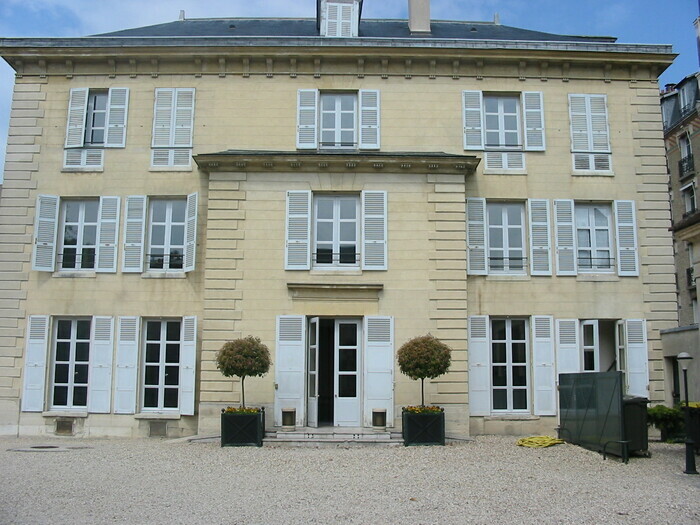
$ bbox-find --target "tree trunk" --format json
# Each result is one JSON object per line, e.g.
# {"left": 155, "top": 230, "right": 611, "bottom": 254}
{"left": 421, "top": 378, "right": 425, "bottom": 406}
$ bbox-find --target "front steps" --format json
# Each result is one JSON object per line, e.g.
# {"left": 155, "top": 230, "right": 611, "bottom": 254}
{"left": 263, "top": 426, "right": 404, "bottom": 447}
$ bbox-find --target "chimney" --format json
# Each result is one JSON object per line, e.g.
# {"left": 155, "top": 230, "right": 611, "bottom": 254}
{"left": 408, "top": 0, "right": 431, "bottom": 35}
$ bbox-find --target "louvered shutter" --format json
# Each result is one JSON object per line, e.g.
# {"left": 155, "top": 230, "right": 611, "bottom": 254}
{"left": 326, "top": 3, "right": 340, "bottom": 36}
{"left": 624, "top": 319, "right": 649, "bottom": 397}
{"left": 64, "top": 149, "right": 104, "bottom": 170}
{"left": 532, "top": 316, "right": 556, "bottom": 415}
{"left": 466, "top": 198, "right": 487, "bottom": 275}
{"left": 115, "top": 316, "right": 139, "bottom": 414}
{"left": 340, "top": 3, "right": 355, "bottom": 36}
{"left": 556, "top": 319, "right": 580, "bottom": 376}
{"left": 463, "top": 91, "right": 484, "bottom": 150}
{"left": 65, "top": 88, "right": 88, "bottom": 148}
{"left": 297, "top": 90, "right": 318, "bottom": 149}
{"left": 362, "top": 190, "right": 387, "bottom": 270}
{"left": 152, "top": 88, "right": 174, "bottom": 147}
{"left": 180, "top": 316, "right": 197, "bottom": 416}
{"left": 184, "top": 192, "right": 198, "bottom": 273}
{"left": 105, "top": 87, "right": 129, "bottom": 148}
{"left": 528, "top": 199, "right": 551, "bottom": 276}
{"left": 554, "top": 199, "right": 577, "bottom": 276}
{"left": 274, "top": 316, "right": 306, "bottom": 426}
{"left": 614, "top": 200, "right": 639, "bottom": 277}
{"left": 96, "top": 196, "right": 120, "bottom": 273}
{"left": 285, "top": 191, "right": 311, "bottom": 270}
{"left": 32, "top": 195, "right": 59, "bottom": 272}
{"left": 21, "top": 315, "right": 49, "bottom": 412}
{"left": 468, "top": 315, "right": 491, "bottom": 416}
{"left": 363, "top": 316, "right": 394, "bottom": 427}
{"left": 88, "top": 316, "right": 114, "bottom": 413}
{"left": 122, "top": 196, "right": 147, "bottom": 273}
{"left": 359, "top": 90, "right": 380, "bottom": 150}
{"left": 589, "top": 95, "right": 610, "bottom": 153}
{"left": 522, "top": 92, "right": 546, "bottom": 151}
{"left": 569, "top": 94, "right": 591, "bottom": 153}
{"left": 173, "top": 88, "right": 195, "bottom": 147}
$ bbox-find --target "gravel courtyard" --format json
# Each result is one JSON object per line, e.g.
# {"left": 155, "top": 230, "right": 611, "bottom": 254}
{"left": 1, "top": 435, "right": 699, "bottom": 524}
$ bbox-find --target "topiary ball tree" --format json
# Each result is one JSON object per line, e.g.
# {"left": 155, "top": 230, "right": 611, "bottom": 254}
{"left": 397, "top": 335, "right": 452, "bottom": 406}
{"left": 216, "top": 336, "right": 271, "bottom": 408}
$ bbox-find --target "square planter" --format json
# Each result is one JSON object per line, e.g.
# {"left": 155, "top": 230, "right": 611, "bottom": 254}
{"left": 402, "top": 408, "right": 445, "bottom": 446}
{"left": 221, "top": 408, "right": 265, "bottom": 447}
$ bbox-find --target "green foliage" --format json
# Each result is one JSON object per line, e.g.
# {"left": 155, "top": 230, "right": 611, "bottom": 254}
{"left": 404, "top": 405, "right": 443, "bottom": 414}
{"left": 216, "top": 336, "right": 271, "bottom": 380}
{"left": 647, "top": 404, "right": 684, "bottom": 442}
{"left": 222, "top": 406, "right": 261, "bottom": 414}
{"left": 397, "top": 335, "right": 452, "bottom": 381}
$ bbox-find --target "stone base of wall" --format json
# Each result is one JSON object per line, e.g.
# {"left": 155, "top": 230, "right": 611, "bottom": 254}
{"left": 469, "top": 416, "right": 557, "bottom": 436}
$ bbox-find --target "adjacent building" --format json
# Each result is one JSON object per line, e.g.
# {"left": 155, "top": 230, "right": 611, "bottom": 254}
{"left": 0, "top": 0, "right": 677, "bottom": 438}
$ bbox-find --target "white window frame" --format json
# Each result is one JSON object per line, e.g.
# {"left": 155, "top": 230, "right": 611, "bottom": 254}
{"left": 141, "top": 319, "right": 183, "bottom": 412}
{"left": 490, "top": 318, "right": 530, "bottom": 413}
{"left": 681, "top": 182, "right": 697, "bottom": 215}
{"left": 313, "top": 194, "right": 361, "bottom": 268}
{"left": 50, "top": 318, "right": 92, "bottom": 410}
{"left": 319, "top": 93, "right": 358, "bottom": 149}
{"left": 580, "top": 320, "right": 600, "bottom": 372}
{"left": 151, "top": 88, "right": 195, "bottom": 169}
{"left": 147, "top": 199, "right": 187, "bottom": 272}
{"left": 84, "top": 90, "right": 108, "bottom": 146}
{"left": 486, "top": 202, "right": 526, "bottom": 274}
{"left": 321, "top": 0, "right": 359, "bottom": 37}
{"left": 58, "top": 199, "right": 99, "bottom": 271}
{"left": 680, "top": 133, "right": 692, "bottom": 160}
{"left": 568, "top": 94, "right": 612, "bottom": 173}
{"left": 575, "top": 203, "right": 614, "bottom": 273}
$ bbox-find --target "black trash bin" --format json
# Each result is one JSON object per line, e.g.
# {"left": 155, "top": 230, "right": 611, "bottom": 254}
{"left": 623, "top": 396, "right": 649, "bottom": 456}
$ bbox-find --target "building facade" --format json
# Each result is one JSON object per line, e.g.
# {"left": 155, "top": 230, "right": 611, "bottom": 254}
{"left": 0, "top": 0, "right": 676, "bottom": 438}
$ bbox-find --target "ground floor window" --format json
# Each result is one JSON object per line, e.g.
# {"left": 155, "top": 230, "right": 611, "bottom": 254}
{"left": 51, "top": 318, "right": 91, "bottom": 409}
{"left": 490, "top": 318, "right": 529, "bottom": 412}
{"left": 142, "top": 319, "right": 182, "bottom": 410}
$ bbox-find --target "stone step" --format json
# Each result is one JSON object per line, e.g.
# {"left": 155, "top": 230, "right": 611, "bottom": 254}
{"left": 262, "top": 427, "right": 404, "bottom": 447}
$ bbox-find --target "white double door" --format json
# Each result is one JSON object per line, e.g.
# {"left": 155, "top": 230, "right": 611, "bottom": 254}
{"left": 308, "top": 318, "right": 361, "bottom": 427}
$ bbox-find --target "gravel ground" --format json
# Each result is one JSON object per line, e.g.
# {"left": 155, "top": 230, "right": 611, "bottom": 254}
{"left": 1, "top": 435, "right": 699, "bottom": 525}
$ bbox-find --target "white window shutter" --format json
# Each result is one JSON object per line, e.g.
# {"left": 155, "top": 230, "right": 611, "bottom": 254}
{"left": 624, "top": 319, "right": 649, "bottom": 397}
{"left": 173, "top": 88, "right": 195, "bottom": 147}
{"left": 105, "top": 87, "right": 129, "bottom": 148}
{"left": 468, "top": 315, "right": 491, "bottom": 416}
{"left": 466, "top": 198, "right": 487, "bottom": 275}
{"left": 122, "top": 196, "right": 147, "bottom": 273}
{"left": 326, "top": 3, "right": 340, "bottom": 36}
{"left": 528, "top": 199, "right": 552, "bottom": 276}
{"left": 184, "top": 192, "right": 198, "bottom": 273}
{"left": 463, "top": 91, "right": 484, "bottom": 150}
{"left": 152, "top": 88, "right": 175, "bottom": 148}
{"left": 96, "top": 196, "right": 120, "bottom": 273}
{"left": 88, "top": 316, "right": 114, "bottom": 414}
{"left": 297, "top": 90, "right": 318, "bottom": 149}
{"left": 362, "top": 190, "right": 387, "bottom": 270}
{"left": 522, "top": 92, "right": 546, "bottom": 151}
{"left": 363, "top": 316, "right": 394, "bottom": 427}
{"left": 274, "top": 316, "right": 306, "bottom": 426}
{"left": 65, "top": 87, "right": 88, "bottom": 148}
{"left": 180, "top": 316, "right": 197, "bottom": 416}
{"left": 21, "top": 315, "right": 50, "bottom": 412}
{"left": 115, "top": 316, "right": 140, "bottom": 414}
{"left": 554, "top": 199, "right": 577, "bottom": 276}
{"left": 556, "top": 319, "right": 580, "bottom": 376}
{"left": 532, "top": 316, "right": 556, "bottom": 416}
{"left": 614, "top": 200, "right": 639, "bottom": 277}
{"left": 32, "top": 195, "right": 59, "bottom": 272}
{"left": 589, "top": 95, "right": 611, "bottom": 153}
{"left": 359, "top": 90, "right": 380, "bottom": 150}
{"left": 569, "top": 94, "right": 591, "bottom": 153}
{"left": 340, "top": 3, "right": 355, "bottom": 37}
{"left": 285, "top": 190, "right": 311, "bottom": 270}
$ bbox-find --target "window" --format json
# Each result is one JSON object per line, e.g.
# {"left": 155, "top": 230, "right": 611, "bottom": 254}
{"left": 313, "top": 195, "right": 360, "bottom": 267}
{"left": 32, "top": 195, "right": 120, "bottom": 274}
{"left": 51, "top": 318, "right": 91, "bottom": 409}
{"left": 286, "top": 190, "right": 386, "bottom": 271}
{"left": 679, "top": 133, "right": 695, "bottom": 179}
{"left": 142, "top": 320, "right": 182, "bottom": 411}
{"left": 581, "top": 320, "right": 599, "bottom": 371}
{"left": 575, "top": 204, "right": 613, "bottom": 272}
{"left": 151, "top": 88, "right": 195, "bottom": 168}
{"left": 490, "top": 318, "right": 529, "bottom": 412}
{"left": 297, "top": 89, "right": 380, "bottom": 150}
{"left": 554, "top": 200, "right": 638, "bottom": 277}
{"left": 681, "top": 182, "right": 697, "bottom": 216}
{"left": 320, "top": 0, "right": 359, "bottom": 37}
{"left": 64, "top": 87, "right": 129, "bottom": 169}
{"left": 122, "top": 193, "right": 198, "bottom": 273}
{"left": 487, "top": 202, "right": 525, "bottom": 273}
{"left": 568, "top": 94, "right": 611, "bottom": 172}
{"left": 463, "top": 90, "right": 545, "bottom": 170}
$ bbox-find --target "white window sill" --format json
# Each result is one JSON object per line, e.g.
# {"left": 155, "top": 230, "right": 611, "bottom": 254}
{"left": 149, "top": 166, "right": 193, "bottom": 172}
{"left": 52, "top": 271, "right": 97, "bottom": 279}
{"left": 310, "top": 268, "right": 362, "bottom": 276}
{"left": 134, "top": 412, "right": 181, "bottom": 420}
{"left": 61, "top": 167, "right": 104, "bottom": 173}
{"left": 483, "top": 169, "right": 527, "bottom": 176}
{"left": 142, "top": 271, "right": 187, "bottom": 279}
{"left": 486, "top": 273, "right": 530, "bottom": 281}
{"left": 571, "top": 170, "right": 614, "bottom": 177}
{"left": 484, "top": 414, "right": 539, "bottom": 421}
{"left": 576, "top": 273, "right": 619, "bottom": 282}
{"left": 42, "top": 410, "right": 88, "bottom": 418}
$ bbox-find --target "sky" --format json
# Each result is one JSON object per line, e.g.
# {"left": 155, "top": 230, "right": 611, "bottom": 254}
{"left": 0, "top": 0, "right": 698, "bottom": 183}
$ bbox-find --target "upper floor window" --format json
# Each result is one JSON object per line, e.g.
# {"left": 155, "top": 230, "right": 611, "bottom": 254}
{"left": 59, "top": 199, "right": 99, "bottom": 271}
{"left": 575, "top": 204, "right": 613, "bottom": 272}
{"left": 568, "top": 94, "right": 611, "bottom": 173}
{"left": 64, "top": 87, "right": 129, "bottom": 170}
{"left": 463, "top": 90, "right": 545, "bottom": 171}
{"left": 148, "top": 200, "right": 186, "bottom": 271}
{"left": 151, "top": 88, "right": 195, "bottom": 169}
{"left": 486, "top": 202, "right": 525, "bottom": 273}
{"left": 297, "top": 89, "right": 380, "bottom": 151}
{"left": 314, "top": 195, "right": 360, "bottom": 267}
{"left": 320, "top": 0, "right": 360, "bottom": 37}
{"left": 681, "top": 182, "right": 697, "bottom": 216}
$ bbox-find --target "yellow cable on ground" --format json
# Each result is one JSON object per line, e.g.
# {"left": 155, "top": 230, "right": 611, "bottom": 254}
{"left": 516, "top": 436, "right": 565, "bottom": 448}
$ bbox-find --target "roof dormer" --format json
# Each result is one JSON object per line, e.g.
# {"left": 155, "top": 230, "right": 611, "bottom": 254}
{"left": 318, "top": 0, "right": 362, "bottom": 38}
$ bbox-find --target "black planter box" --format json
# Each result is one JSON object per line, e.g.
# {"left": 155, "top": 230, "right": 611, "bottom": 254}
{"left": 221, "top": 408, "right": 265, "bottom": 447}
{"left": 685, "top": 407, "right": 700, "bottom": 453}
{"left": 402, "top": 409, "right": 445, "bottom": 446}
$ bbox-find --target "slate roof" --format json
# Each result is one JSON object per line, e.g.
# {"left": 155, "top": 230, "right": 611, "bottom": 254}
{"left": 95, "top": 18, "right": 616, "bottom": 44}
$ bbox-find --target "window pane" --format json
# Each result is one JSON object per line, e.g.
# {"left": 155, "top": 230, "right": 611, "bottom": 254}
{"left": 55, "top": 364, "right": 69, "bottom": 384}
{"left": 74, "top": 364, "right": 89, "bottom": 384}
{"left": 340, "top": 113, "right": 354, "bottom": 129}
{"left": 595, "top": 230, "right": 609, "bottom": 248}
{"left": 316, "top": 247, "right": 332, "bottom": 264}
{"left": 169, "top": 249, "right": 183, "bottom": 269}
{"left": 489, "top": 228, "right": 503, "bottom": 248}
{"left": 486, "top": 131, "right": 500, "bottom": 147}
{"left": 56, "top": 342, "right": 70, "bottom": 362}
{"left": 508, "top": 228, "right": 522, "bottom": 248}
{"left": 511, "top": 320, "right": 526, "bottom": 341}
{"left": 309, "top": 346, "right": 316, "bottom": 372}
{"left": 166, "top": 344, "right": 180, "bottom": 364}
{"left": 170, "top": 225, "right": 184, "bottom": 246}
{"left": 77, "top": 321, "right": 91, "bottom": 340}
{"left": 321, "top": 96, "right": 335, "bottom": 110}
{"left": 503, "top": 98, "right": 518, "bottom": 113}
{"left": 492, "top": 343, "right": 507, "bottom": 363}
{"left": 83, "top": 225, "right": 97, "bottom": 246}
{"left": 147, "top": 343, "right": 161, "bottom": 363}
{"left": 594, "top": 208, "right": 609, "bottom": 227}
{"left": 583, "top": 324, "right": 594, "bottom": 346}
{"left": 152, "top": 201, "right": 167, "bottom": 222}
{"left": 493, "top": 389, "right": 507, "bottom": 410}
{"left": 63, "top": 225, "right": 78, "bottom": 245}
{"left": 513, "top": 389, "right": 528, "bottom": 410}
{"left": 504, "top": 132, "right": 518, "bottom": 147}
{"left": 339, "top": 324, "right": 357, "bottom": 346}
{"left": 492, "top": 366, "right": 507, "bottom": 386}
{"left": 484, "top": 98, "right": 498, "bottom": 112}
{"left": 322, "top": 113, "right": 335, "bottom": 128}
{"left": 146, "top": 321, "right": 161, "bottom": 341}
{"left": 149, "top": 250, "right": 164, "bottom": 270}
{"left": 73, "top": 386, "right": 88, "bottom": 407}
{"left": 317, "top": 222, "right": 333, "bottom": 242}
{"left": 513, "top": 366, "right": 527, "bottom": 386}
{"left": 509, "top": 250, "right": 523, "bottom": 269}
{"left": 339, "top": 375, "right": 356, "bottom": 397}
{"left": 81, "top": 248, "right": 95, "bottom": 269}
{"left": 64, "top": 202, "right": 80, "bottom": 223}
{"left": 62, "top": 248, "right": 77, "bottom": 269}
{"left": 171, "top": 201, "right": 186, "bottom": 223}
{"left": 165, "top": 366, "right": 179, "bottom": 385}
{"left": 575, "top": 208, "right": 589, "bottom": 228}
{"left": 339, "top": 199, "right": 356, "bottom": 220}
{"left": 485, "top": 115, "right": 499, "bottom": 130}
{"left": 340, "top": 95, "right": 354, "bottom": 111}
{"left": 309, "top": 373, "right": 316, "bottom": 397}
{"left": 577, "top": 230, "right": 591, "bottom": 248}
{"left": 166, "top": 321, "right": 181, "bottom": 341}
{"left": 339, "top": 245, "right": 356, "bottom": 264}
{"left": 340, "top": 131, "right": 354, "bottom": 145}
{"left": 53, "top": 386, "right": 68, "bottom": 406}
{"left": 84, "top": 201, "right": 99, "bottom": 223}
{"left": 151, "top": 225, "right": 165, "bottom": 246}
{"left": 57, "top": 320, "right": 72, "bottom": 340}
{"left": 164, "top": 388, "right": 178, "bottom": 408}
{"left": 491, "top": 320, "right": 506, "bottom": 341}
{"left": 339, "top": 222, "right": 356, "bottom": 242}
{"left": 317, "top": 199, "right": 333, "bottom": 219}
{"left": 584, "top": 351, "right": 595, "bottom": 371}
{"left": 92, "top": 112, "right": 105, "bottom": 128}
{"left": 512, "top": 343, "right": 526, "bottom": 364}
{"left": 489, "top": 250, "right": 504, "bottom": 270}
{"left": 339, "top": 349, "right": 357, "bottom": 372}
{"left": 93, "top": 93, "right": 107, "bottom": 111}
{"left": 321, "top": 131, "right": 335, "bottom": 146}
{"left": 75, "top": 342, "right": 90, "bottom": 362}
{"left": 145, "top": 366, "right": 159, "bottom": 385}
{"left": 91, "top": 129, "right": 104, "bottom": 144}
{"left": 506, "top": 205, "right": 521, "bottom": 225}
{"left": 504, "top": 115, "right": 518, "bottom": 131}
{"left": 144, "top": 388, "right": 158, "bottom": 408}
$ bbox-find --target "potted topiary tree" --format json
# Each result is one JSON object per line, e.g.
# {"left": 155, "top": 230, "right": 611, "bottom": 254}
{"left": 397, "top": 334, "right": 452, "bottom": 446}
{"left": 216, "top": 336, "right": 271, "bottom": 447}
